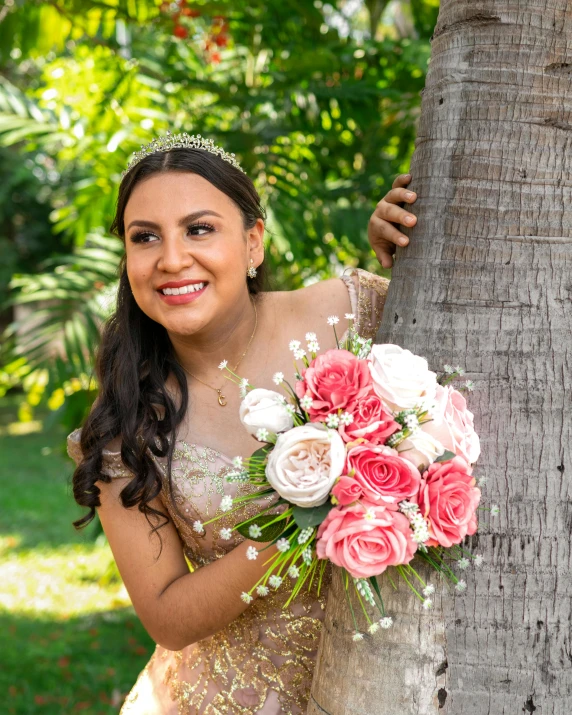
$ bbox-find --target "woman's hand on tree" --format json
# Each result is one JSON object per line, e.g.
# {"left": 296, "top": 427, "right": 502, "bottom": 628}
{"left": 368, "top": 173, "right": 418, "bottom": 269}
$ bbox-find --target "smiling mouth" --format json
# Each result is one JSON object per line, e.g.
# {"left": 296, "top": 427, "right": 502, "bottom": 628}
{"left": 159, "top": 282, "right": 207, "bottom": 296}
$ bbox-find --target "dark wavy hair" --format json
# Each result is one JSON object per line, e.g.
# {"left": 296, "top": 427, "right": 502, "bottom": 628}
{"left": 72, "top": 147, "right": 267, "bottom": 534}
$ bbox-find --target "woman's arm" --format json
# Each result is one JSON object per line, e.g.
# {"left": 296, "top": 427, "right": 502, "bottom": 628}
{"left": 368, "top": 173, "right": 418, "bottom": 269}
{"left": 98, "top": 477, "right": 278, "bottom": 651}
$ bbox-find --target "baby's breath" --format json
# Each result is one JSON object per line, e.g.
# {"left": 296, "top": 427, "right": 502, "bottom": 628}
{"left": 300, "top": 395, "right": 313, "bottom": 410}
{"left": 455, "top": 580, "right": 467, "bottom": 593}
{"left": 220, "top": 495, "right": 233, "bottom": 512}
{"left": 246, "top": 546, "right": 258, "bottom": 560}
{"left": 276, "top": 538, "right": 291, "bottom": 553}
{"left": 326, "top": 413, "right": 340, "bottom": 429}
{"left": 293, "top": 348, "right": 306, "bottom": 360}
{"left": 422, "top": 584, "right": 435, "bottom": 597}
{"left": 327, "top": 315, "right": 339, "bottom": 326}
{"left": 219, "top": 528, "right": 233, "bottom": 540}
{"left": 298, "top": 527, "right": 314, "bottom": 545}
{"left": 345, "top": 313, "right": 355, "bottom": 320}
{"left": 268, "top": 575, "right": 283, "bottom": 589}
{"left": 289, "top": 340, "right": 301, "bottom": 352}
{"left": 458, "top": 557, "right": 470, "bottom": 570}
{"left": 249, "top": 524, "right": 262, "bottom": 538}
{"left": 379, "top": 616, "right": 393, "bottom": 629}
{"left": 256, "top": 428, "right": 269, "bottom": 442}
{"left": 193, "top": 520, "right": 205, "bottom": 534}
{"left": 288, "top": 565, "right": 300, "bottom": 579}
{"left": 422, "top": 598, "right": 433, "bottom": 610}
{"left": 368, "top": 622, "right": 380, "bottom": 634}
{"left": 256, "top": 585, "right": 269, "bottom": 597}
{"left": 305, "top": 332, "right": 317, "bottom": 341}
{"left": 490, "top": 504, "right": 500, "bottom": 516}
{"left": 273, "top": 372, "right": 284, "bottom": 385}
{"left": 339, "top": 411, "right": 354, "bottom": 426}
{"left": 474, "top": 554, "right": 484, "bottom": 567}
{"left": 218, "top": 359, "right": 228, "bottom": 370}
{"left": 352, "top": 632, "right": 364, "bottom": 642}
{"left": 241, "top": 592, "right": 254, "bottom": 604}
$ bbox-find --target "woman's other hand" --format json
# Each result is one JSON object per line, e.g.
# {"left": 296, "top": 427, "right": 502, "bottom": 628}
{"left": 368, "top": 173, "right": 417, "bottom": 269}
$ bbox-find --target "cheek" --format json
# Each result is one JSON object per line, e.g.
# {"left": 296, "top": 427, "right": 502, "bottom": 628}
{"left": 126, "top": 255, "right": 155, "bottom": 306}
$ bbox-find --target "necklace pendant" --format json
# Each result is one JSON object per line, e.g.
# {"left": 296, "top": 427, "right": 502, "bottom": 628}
{"left": 217, "top": 390, "right": 227, "bottom": 407}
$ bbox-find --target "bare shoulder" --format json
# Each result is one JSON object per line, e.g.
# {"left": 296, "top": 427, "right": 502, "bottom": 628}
{"left": 268, "top": 277, "right": 352, "bottom": 342}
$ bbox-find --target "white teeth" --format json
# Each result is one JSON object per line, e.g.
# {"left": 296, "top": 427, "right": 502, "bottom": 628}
{"left": 161, "top": 282, "right": 205, "bottom": 296}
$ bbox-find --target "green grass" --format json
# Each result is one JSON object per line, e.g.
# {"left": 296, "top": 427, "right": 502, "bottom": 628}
{"left": 0, "top": 396, "right": 154, "bottom": 714}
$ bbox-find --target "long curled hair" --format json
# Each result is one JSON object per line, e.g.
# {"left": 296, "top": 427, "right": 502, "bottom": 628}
{"left": 72, "top": 148, "right": 267, "bottom": 533}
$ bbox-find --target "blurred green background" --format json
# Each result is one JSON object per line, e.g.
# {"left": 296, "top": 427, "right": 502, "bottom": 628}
{"left": 0, "top": 0, "right": 437, "bottom": 712}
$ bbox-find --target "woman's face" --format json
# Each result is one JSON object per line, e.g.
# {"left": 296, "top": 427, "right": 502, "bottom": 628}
{"left": 123, "top": 171, "right": 264, "bottom": 338}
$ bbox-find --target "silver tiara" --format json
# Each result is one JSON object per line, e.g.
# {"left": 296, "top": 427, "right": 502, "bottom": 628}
{"left": 122, "top": 131, "right": 245, "bottom": 177}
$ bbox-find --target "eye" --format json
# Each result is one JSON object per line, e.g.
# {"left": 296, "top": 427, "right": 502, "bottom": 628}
{"left": 130, "top": 231, "right": 159, "bottom": 244}
{"left": 188, "top": 222, "right": 215, "bottom": 236}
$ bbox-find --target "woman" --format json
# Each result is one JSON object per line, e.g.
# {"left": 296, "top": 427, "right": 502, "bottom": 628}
{"left": 68, "top": 134, "right": 417, "bottom": 714}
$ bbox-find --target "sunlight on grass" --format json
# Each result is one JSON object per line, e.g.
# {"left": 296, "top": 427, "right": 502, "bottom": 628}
{"left": 0, "top": 419, "right": 43, "bottom": 437}
{"left": 0, "top": 409, "right": 154, "bottom": 714}
{"left": 0, "top": 543, "right": 132, "bottom": 618}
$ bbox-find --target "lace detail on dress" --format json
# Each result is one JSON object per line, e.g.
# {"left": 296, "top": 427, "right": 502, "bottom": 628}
{"left": 67, "top": 428, "right": 132, "bottom": 479}
{"left": 341, "top": 267, "right": 390, "bottom": 340}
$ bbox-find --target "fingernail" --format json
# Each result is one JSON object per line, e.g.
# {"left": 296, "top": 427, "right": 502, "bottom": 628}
{"left": 399, "top": 236, "right": 408, "bottom": 245}
{"left": 405, "top": 216, "right": 415, "bottom": 225}
{"left": 406, "top": 192, "right": 415, "bottom": 200}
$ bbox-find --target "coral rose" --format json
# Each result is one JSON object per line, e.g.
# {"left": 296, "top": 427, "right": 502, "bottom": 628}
{"left": 338, "top": 389, "right": 400, "bottom": 445}
{"left": 296, "top": 349, "right": 372, "bottom": 422}
{"left": 346, "top": 443, "right": 421, "bottom": 508}
{"left": 422, "top": 384, "right": 481, "bottom": 465}
{"left": 368, "top": 344, "right": 437, "bottom": 412}
{"left": 331, "top": 475, "right": 363, "bottom": 506}
{"left": 419, "top": 456, "right": 481, "bottom": 548}
{"left": 266, "top": 423, "right": 345, "bottom": 507}
{"left": 316, "top": 500, "right": 417, "bottom": 578}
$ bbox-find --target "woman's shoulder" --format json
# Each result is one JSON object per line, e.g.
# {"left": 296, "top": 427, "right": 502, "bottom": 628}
{"left": 273, "top": 267, "right": 390, "bottom": 342}
{"left": 67, "top": 429, "right": 131, "bottom": 480}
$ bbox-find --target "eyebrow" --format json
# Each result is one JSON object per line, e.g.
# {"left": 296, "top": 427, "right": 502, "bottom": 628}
{"left": 126, "top": 210, "right": 223, "bottom": 232}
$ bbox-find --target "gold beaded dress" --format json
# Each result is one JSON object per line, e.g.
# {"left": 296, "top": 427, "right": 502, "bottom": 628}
{"left": 67, "top": 268, "right": 389, "bottom": 714}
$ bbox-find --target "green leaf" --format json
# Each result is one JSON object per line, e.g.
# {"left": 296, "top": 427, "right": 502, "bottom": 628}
{"left": 291, "top": 501, "right": 335, "bottom": 530}
{"left": 236, "top": 514, "right": 287, "bottom": 543}
{"left": 435, "top": 450, "right": 456, "bottom": 463}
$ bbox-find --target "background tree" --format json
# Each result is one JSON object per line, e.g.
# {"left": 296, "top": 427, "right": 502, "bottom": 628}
{"left": 0, "top": 0, "right": 437, "bottom": 426}
{"left": 309, "top": 0, "right": 572, "bottom": 713}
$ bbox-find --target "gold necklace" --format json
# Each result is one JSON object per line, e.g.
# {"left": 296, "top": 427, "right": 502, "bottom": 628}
{"left": 181, "top": 299, "right": 258, "bottom": 406}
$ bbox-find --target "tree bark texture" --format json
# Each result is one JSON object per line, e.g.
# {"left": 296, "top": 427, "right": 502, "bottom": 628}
{"left": 309, "top": 1, "right": 572, "bottom": 713}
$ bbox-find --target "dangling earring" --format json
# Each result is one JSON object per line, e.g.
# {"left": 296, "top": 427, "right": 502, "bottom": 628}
{"left": 247, "top": 259, "right": 257, "bottom": 279}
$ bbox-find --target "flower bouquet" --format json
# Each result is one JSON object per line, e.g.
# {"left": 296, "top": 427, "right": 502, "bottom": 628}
{"left": 205, "top": 314, "right": 484, "bottom": 638}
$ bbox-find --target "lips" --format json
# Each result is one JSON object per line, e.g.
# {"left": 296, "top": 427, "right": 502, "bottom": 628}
{"left": 157, "top": 281, "right": 208, "bottom": 305}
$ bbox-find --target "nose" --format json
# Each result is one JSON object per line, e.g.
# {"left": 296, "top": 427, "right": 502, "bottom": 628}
{"left": 157, "top": 235, "right": 194, "bottom": 274}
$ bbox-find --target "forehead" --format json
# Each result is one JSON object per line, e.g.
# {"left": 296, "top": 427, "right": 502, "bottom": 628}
{"left": 124, "top": 171, "right": 238, "bottom": 221}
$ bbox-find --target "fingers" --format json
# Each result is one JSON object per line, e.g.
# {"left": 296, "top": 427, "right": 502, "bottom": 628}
{"left": 372, "top": 199, "right": 417, "bottom": 228}
{"left": 384, "top": 186, "right": 417, "bottom": 207}
{"left": 368, "top": 215, "right": 408, "bottom": 269}
{"left": 391, "top": 173, "right": 412, "bottom": 189}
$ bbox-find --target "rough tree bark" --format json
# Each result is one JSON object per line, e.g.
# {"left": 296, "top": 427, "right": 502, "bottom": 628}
{"left": 308, "top": 1, "right": 572, "bottom": 713}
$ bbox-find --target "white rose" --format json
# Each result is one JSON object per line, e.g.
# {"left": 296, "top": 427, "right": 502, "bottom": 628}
{"left": 397, "top": 430, "right": 445, "bottom": 471}
{"left": 422, "top": 384, "right": 481, "bottom": 464}
{"left": 368, "top": 344, "right": 438, "bottom": 412}
{"left": 239, "top": 388, "right": 294, "bottom": 436}
{"left": 266, "top": 424, "right": 345, "bottom": 507}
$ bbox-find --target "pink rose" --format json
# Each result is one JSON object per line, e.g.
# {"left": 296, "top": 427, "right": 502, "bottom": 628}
{"left": 338, "top": 389, "right": 400, "bottom": 445}
{"left": 346, "top": 443, "right": 421, "bottom": 508}
{"left": 296, "top": 349, "right": 372, "bottom": 422}
{"left": 316, "top": 500, "right": 417, "bottom": 578}
{"left": 423, "top": 385, "right": 480, "bottom": 464}
{"left": 419, "top": 456, "right": 481, "bottom": 548}
{"left": 331, "top": 475, "right": 363, "bottom": 506}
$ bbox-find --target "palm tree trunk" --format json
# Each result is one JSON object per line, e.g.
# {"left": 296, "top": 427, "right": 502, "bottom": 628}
{"left": 308, "top": 1, "right": 572, "bottom": 713}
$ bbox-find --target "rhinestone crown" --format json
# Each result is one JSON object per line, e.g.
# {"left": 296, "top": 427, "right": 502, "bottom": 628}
{"left": 122, "top": 131, "right": 245, "bottom": 178}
